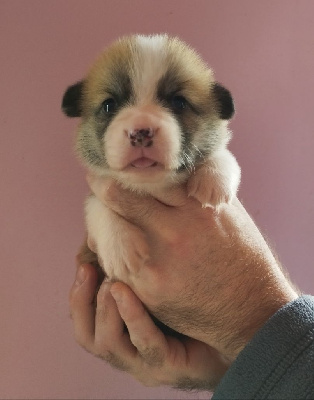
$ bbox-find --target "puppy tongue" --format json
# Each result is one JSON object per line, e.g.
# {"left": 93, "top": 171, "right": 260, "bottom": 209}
{"left": 131, "top": 157, "right": 156, "bottom": 168}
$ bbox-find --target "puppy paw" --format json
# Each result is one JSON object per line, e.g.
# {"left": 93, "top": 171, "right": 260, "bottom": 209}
{"left": 188, "top": 168, "right": 233, "bottom": 208}
{"left": 187, "top": 151, "right": 241, "bottom": 208}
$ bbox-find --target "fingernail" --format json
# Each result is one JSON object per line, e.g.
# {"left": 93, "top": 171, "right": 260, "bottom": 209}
{"left": 75, "top": 266, "right": 87, "bottom": 286}
{"left": 110, "top": 288, "right": 122, "bottom": 304}
{"left": 104, "top": 181, "right": 121, "bottom": 201}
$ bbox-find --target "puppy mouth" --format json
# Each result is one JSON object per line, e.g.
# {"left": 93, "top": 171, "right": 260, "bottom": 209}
{"left": 129, "top": 157, "right": 160, "bottom": 169}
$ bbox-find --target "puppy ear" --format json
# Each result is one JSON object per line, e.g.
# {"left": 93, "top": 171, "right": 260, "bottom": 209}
{"left": 62, "top": 81, "right": 84, "bottom": 117}
{"left": 212, "top": 82, "right": 235, "bottom": 120}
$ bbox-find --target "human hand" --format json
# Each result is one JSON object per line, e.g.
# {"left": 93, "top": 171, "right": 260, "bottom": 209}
{"left": 69, "top": 263, "right": 230, "bottom": 390}
{"left": 87, "top": 175, "right": 298, "bottom": 360}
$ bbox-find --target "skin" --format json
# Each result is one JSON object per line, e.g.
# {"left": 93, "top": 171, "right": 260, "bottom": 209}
{"left": 69, "top": 175, "right": 298, "bottom": 390}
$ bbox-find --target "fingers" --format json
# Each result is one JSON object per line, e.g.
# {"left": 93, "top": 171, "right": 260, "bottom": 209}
{"left": 92, "top": 282, "right": 136, "bottom": 370}
{"left": 70, "top": 265, "right": 168, "bottom": 378}
{"left": 110, "top": 282, "right": 169, "bottom": 367}
{"left": 69, "top": 264, "right": 98, "bottom": 347}
{"left": 70, "top": 265, "right": 228, "bottom": 388}
{"left": 70, "top": 264, "right": 136, "bottom": 370}
{"left": 109, "top": 282, "right": 229, "bottom": 389}
{"left": 86, "top": 173, "right": 188, "bottom": 226}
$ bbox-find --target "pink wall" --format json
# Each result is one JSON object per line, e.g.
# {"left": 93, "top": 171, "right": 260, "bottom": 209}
{"left": 1, "top": 1, "right": 313, "bottom": 398}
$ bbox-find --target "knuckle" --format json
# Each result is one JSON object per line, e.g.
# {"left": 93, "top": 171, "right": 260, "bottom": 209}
{"left": 96, "top": 283, "right": 109, "bottom": 306}
{"left": 142, "top": 348, "right": 165, "bottom": 368}
{"left": 95, "top": 302, "right": 108, "bottom": 324}
{"left": 135, "top": 343, "right": 165, "bottom": 368}
{"left": 75, "top": 337, "right": 129, "bottom": 373}
{"left": 98, "top": 350, "right": 129, "bottom": 372}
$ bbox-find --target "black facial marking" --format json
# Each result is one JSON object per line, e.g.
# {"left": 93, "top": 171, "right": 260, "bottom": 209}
{"left": 212, "top": 83, "right": 235, "bottom": 120}
{"left": 76, "top": 122, "right": 106, "bottom": 169}
{"left": 163, "top": 64, "right": 215, "bottom": 169}
{"left": 108, "top": 69, "right": 132, "bottom": 108}
{"left": 157, "top": 68, "right": 190, "bottom": 112}
{"left": 81, "top": 146, "right": 104, "bottom": 167}
{"left": 157, "top": 68, "right": 208, "bottom": 173}
{"left": 157, "top": 68, "right": 184, "bottom": 100}
{"left": 94, "top": 69, "right": 133, "bottom": 139}
{"left": 157, "top": 68, "right": 202, "bottom": 117}
{"left": 62, "top": 81, "right": 84, "bottom": 117}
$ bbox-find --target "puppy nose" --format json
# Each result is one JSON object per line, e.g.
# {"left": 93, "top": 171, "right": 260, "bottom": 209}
{"left": 128, "top": 128, "right": 154, "bottom": 147}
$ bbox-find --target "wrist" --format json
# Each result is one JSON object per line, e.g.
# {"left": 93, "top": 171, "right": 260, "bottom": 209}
{"left": 215, "top": 285, "right": 298, "bottom": 360}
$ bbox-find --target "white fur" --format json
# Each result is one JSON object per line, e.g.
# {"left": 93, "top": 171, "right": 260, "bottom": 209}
{"left": 133, "top": 35, "right": 167, "bottom": 104}
{"left": 85, "top": 195, "right": 148, "bottom": 279}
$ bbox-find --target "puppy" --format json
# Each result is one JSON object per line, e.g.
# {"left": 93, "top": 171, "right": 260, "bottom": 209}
{"left": 62, "top": 34, "right": 241, "bottom": 287}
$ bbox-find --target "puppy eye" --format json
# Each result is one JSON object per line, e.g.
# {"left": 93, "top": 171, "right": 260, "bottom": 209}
{"left": 171, "top": 95, "right": 188, "bottom": 112}
{"left": 102, "top": 98, "right": 116, "bottom": 113}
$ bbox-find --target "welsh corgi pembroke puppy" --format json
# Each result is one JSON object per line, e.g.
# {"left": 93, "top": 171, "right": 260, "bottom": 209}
{"left": 62, "top": 34, "right": 241, "bottom": 282}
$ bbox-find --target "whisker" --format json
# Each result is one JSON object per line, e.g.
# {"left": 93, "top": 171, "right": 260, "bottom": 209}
{"left": 191, "top": 143, "right": 204, "bottom": 161}
{"left": 181, "top": 150, "right": 195, "bottom": 174}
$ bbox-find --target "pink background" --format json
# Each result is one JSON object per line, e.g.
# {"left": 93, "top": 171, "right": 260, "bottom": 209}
{"left": 1, "top": 1, "right": 313, "bottom": 399}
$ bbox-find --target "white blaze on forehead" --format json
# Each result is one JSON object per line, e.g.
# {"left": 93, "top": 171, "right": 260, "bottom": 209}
{"left": 133, "top": 35, "right": 168, "bottom": 104}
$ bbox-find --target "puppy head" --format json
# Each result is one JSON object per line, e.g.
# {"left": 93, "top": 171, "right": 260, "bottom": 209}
{"left": 62, "top": 34, "right": 234, "bottom": 189}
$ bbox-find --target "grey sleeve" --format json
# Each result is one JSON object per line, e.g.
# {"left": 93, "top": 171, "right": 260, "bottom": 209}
{"left": 212, "top": 295, "right": 314, "bottom": 400}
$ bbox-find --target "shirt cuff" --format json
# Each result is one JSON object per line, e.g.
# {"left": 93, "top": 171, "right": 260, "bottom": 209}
{"left": 212, "top": 295, "right": 314, "bottom": 399}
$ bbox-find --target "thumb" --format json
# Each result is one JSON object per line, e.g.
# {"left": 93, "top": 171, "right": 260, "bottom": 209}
{"left": 86, "top": 173, "right": 188, "bottom": 225}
